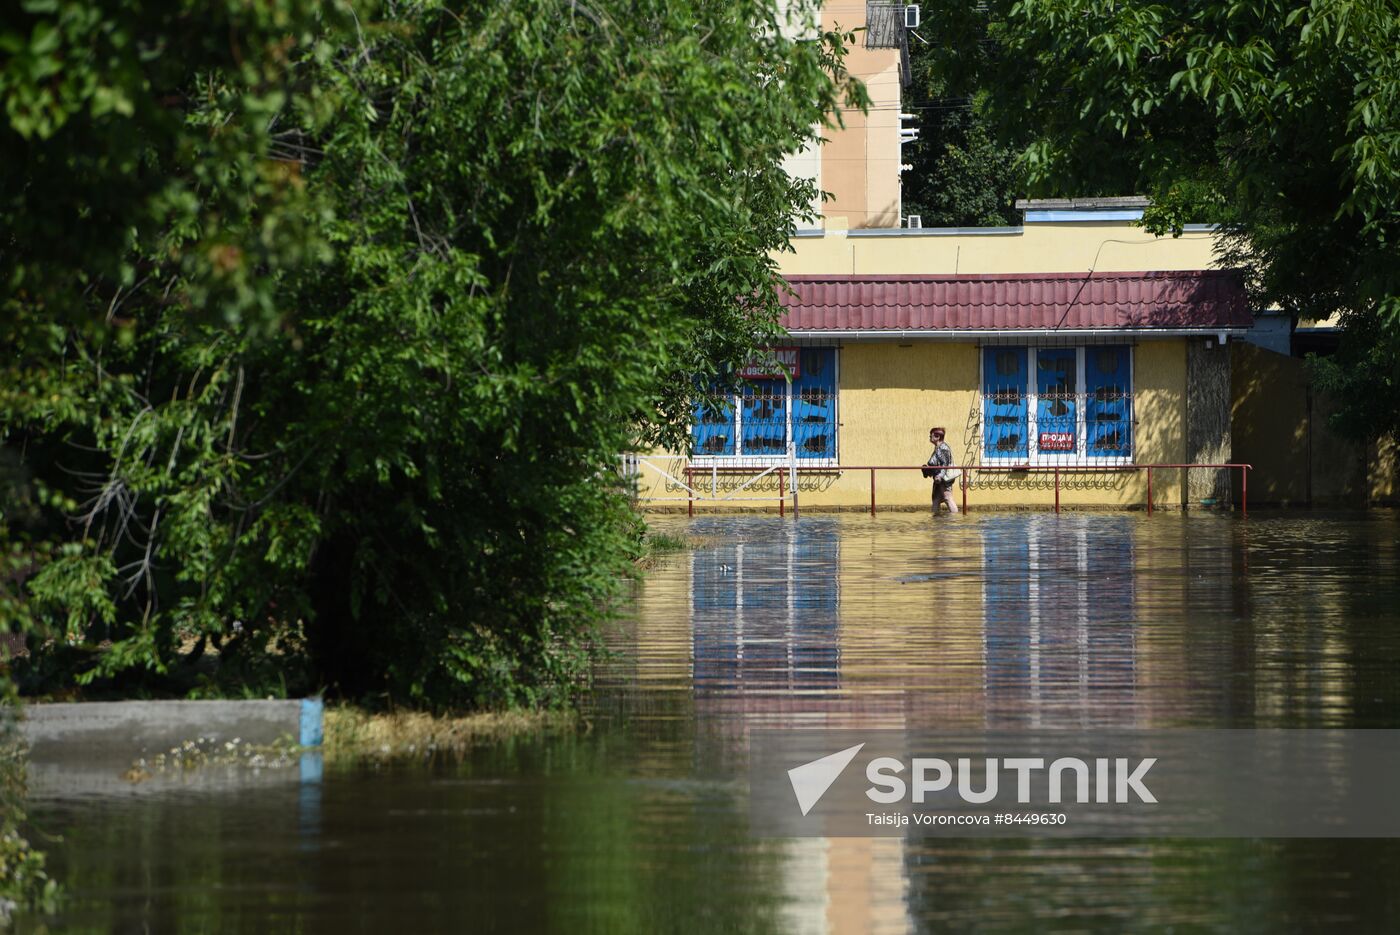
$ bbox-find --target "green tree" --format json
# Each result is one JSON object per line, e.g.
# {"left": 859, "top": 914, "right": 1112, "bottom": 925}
{"left": 901, "top": 31, "right": 1025, "bottom": 226}
{"left": 920, "top": 0, "right": 1400, "bottom": 439}
{"left": 1, "top": 0, "right": 350, "bottom": 665}
{"left": 2, "top": 1, "right": 859, "bottom": 706}
{"left": 899, "top": 102, "right": 1025, "bottom": 227}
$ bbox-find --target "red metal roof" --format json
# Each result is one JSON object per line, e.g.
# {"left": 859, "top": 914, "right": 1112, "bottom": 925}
{"left": 779, "top": 271, "right": 1250, "bottom": 332}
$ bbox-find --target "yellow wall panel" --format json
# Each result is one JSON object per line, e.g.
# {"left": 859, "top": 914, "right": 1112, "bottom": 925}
{"left": 779, "top": 223, "right": 1222, "bottom": 277}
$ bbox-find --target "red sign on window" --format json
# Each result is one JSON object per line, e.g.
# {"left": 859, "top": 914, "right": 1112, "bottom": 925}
{"left": 739, "top": 347, "right": 800, "bottom": 380}
{"left": 1039, "top": 432, "right": 1075, "bottom": 451}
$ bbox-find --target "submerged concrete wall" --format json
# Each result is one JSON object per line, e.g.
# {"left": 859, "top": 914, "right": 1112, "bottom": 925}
{"left": 20, "top": 698, "right": 322, "bottom": 765}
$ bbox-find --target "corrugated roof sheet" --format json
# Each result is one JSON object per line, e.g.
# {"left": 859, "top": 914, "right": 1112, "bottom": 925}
{"left": 779, "top": 271, "right": 1251, "bottom": 332}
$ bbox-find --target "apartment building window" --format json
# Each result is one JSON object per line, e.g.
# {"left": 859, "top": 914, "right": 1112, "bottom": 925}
{"left": 692, "top": 347, "right": 838, "bottom": 463}
{"left": 982, "top": 345, "right": 1133, "bottom": 462}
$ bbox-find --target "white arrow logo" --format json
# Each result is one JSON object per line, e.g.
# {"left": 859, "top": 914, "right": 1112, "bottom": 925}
{"left": 787, "top": 743, "right": 866, "bottom": 816}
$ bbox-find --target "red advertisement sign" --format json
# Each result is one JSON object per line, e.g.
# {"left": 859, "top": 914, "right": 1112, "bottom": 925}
{"left": 1039, "top": 432, "right": 1075, "bottom": 451}
{"left": 739, "top": 347, "right": 800, "bottom": 380}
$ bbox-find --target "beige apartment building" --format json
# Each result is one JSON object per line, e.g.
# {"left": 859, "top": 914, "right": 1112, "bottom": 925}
{"left": 781, "top": 1, "right": 907, "bottom": 229}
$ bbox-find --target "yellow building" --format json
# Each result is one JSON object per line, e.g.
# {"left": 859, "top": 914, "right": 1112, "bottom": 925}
{"left": 629, "top": 6, "right": 1272, "bottom": 513}
{"left": 633, "top": 201, "right": 1254, "bottom": 511}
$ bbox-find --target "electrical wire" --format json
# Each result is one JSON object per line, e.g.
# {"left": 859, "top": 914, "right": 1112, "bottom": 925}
{"left": 1052, "top": 239, "right": 1171, "bottom": 331}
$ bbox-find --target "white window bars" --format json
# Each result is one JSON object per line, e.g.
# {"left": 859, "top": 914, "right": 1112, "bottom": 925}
{"left": 621, "top": 444, "right": 801, "bottom": 512}
{"left": 980, "top": 389, "right": 1137, "bottom": 466}
{"left": 981, "top": 345, "right": 1135, "bottom": 466}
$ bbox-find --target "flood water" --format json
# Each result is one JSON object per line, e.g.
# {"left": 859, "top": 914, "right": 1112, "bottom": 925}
{"left": 17, "top": 511, "right": 1400, "bottom": 932}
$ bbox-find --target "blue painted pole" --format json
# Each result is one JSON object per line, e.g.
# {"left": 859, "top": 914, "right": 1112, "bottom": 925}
{"left": 299, "top": 697, "right": 324, "bottom": 747}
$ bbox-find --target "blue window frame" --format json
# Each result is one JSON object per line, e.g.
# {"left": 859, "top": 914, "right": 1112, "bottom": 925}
{"left": 1085, "top": 346, "right": 1132, "bottom": 455}
{"left": 983, "top": 346, "right": 1028, "bottom": 458}
{"left": 983, "top": 345, "right": 1133, "bottom": 461}
{"left": 692, "top": 396, "right": 735, "bottom": 457}
{"left": 1035, "top": 348, "right": 1077, "bottom": 454}
{"left": 791, "top": 347, "right": 837, "bottom": 459}
{"left": 740, "top": 379, "right": 787, "bottom": 455}
{"left": 691, "top": 347, "right": 838, "bottom": 461}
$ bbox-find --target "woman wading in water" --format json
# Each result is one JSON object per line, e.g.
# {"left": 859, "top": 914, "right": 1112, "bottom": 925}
{"left": 926, "top": 427, "right": 959, "bottom": 514}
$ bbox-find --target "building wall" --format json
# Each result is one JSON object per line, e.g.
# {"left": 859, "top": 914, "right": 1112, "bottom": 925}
{"left": 774, "top": 0, "right": 823, "bottom": 219}
{"left": 829, "top": 339, "right": 1185, "bottom": 509}
{"left": 1241, "top": 311, "right": 1292, "bottom": 355}
{"left": 838, "top": 342, "right": 978, "bottom": 505}
{"left": 629, "top": 222, "right": 1239, "bottom": 512}
{"left": 1231, "top": 341, "right": 1314, "bottom": 504}
{"left": 815, "top": 4, "right": 902, "bottom": 229}
{"left": 857, "top": 56, "right": 902, "bottom": 228}
{"left": 780, "top": 222, "right": 1222, "bottom": 276}
{"left": 1136, "top": 338, "right": 1191, "bottom": 480}
{"left": 1186, "top": 338, "right": 1232, "bottom": 506}
{"left": 1230, "top": 342, "right": 1398, "bottom": 505}
{"left": 780, "top": 138, "right": 824, "bottom": 222}
{"left": 633, "top": 339, "right": 1195, "bottom": 511}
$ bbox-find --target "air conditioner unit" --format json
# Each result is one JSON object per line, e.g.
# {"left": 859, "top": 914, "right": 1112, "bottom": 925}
{"left": 904, "top": 5, "right": 921, "bottom": 29}
{"left": 907, "top": 215, "right": 923, "bottom": 229}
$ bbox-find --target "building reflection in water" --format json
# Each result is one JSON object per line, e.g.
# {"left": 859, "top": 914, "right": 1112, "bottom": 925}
{"left": 906, "top": 516, "right": 1141, "bottom": 927}
{"left": 981, "top": 515, "right": 1138, "bottom": 726}
{"left": 691, "top": 520, "right": 841, "bottom": 698}
{"left": 688, "top": 518, "right": 910, "bottom": 934}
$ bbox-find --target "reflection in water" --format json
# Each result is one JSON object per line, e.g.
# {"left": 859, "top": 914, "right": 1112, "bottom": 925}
{"left": 298, "top": 752, "right": 323, "bottom": 854}
{"left": 692, "top": 521, "right": 840, "bottom": 697}
{"left": 20, "top": 512, "right": 1400, "bottom": 932}
{"left": 983, "top": 516, "right": 1136, "bottom": 726}
{"left": 689, "top": 520, "right": 907, "bottom": 933}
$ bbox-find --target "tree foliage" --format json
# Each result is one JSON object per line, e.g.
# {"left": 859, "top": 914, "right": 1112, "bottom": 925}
{"left": 900, "top": 105, "right": 1025, "bottom": 228}
{"left": 900, "top": 33, "right": 1025, "bottom": 226}
{"left": 921, "top": 0, "right": 1400, "bottom": 439}
{"left": 1, "top": 1, "right": 857, "bottom": 706}
{"left": 1, "top": 695, "right": 58, "bottom": 917}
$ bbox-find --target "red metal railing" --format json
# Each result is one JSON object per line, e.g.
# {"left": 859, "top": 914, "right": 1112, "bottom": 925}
{"left": 680, "top": 463, "right": 1253, "bottom": 517}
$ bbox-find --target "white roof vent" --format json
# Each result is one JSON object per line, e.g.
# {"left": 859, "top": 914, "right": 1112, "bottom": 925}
{"left": 906, "top": 215, "right": 923, "bottom": 229}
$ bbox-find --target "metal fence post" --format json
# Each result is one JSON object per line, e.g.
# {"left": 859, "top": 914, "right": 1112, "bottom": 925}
{"left": 789, "top": 443, "right": 798, "bottom": 518}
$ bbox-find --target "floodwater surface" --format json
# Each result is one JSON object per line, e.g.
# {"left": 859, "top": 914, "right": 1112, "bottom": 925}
{"left": 17, "top": 511, "right": 1400, "bottom": 932}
